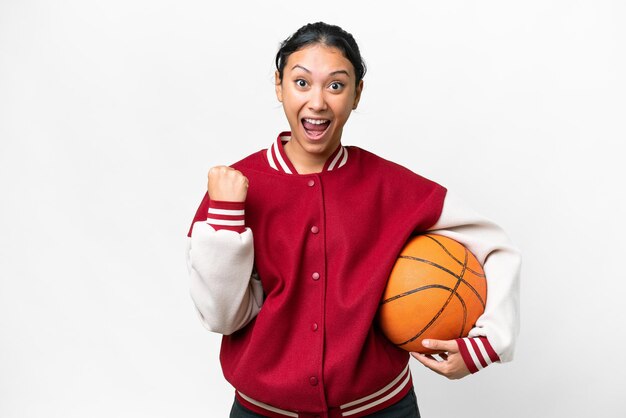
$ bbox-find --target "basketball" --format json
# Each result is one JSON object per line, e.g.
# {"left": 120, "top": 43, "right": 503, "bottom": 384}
{"left": 378, "top": 234, "right": 487, "bottom": 354}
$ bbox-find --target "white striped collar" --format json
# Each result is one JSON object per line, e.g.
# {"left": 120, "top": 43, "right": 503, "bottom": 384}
{"left": 266, "top": 131, "right": 349, "bottom": 174}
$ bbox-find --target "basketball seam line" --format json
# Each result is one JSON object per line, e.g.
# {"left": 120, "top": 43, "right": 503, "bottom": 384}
{"left": 425, "top": 234, "right": 485, "bottom": 278}
{"left": 388, "top": 256, "right": 486, "bottom": 309}
{"left": 395, "top": 248, "right": 469, "bottom": 346}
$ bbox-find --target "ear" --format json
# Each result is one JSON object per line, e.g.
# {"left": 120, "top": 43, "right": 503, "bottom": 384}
{"left": 352, "top": 80, "right": 364, "bottom": 110}
{"left": 275, "top": 71, "right": 283, "bottom": 103}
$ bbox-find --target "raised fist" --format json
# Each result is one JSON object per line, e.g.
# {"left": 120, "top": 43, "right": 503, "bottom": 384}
{"left": 207, "top": 166, "right": 249, "bottom": 202}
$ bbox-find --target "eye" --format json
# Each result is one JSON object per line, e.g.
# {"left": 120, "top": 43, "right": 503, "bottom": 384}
{"left": 329, "top": 82, "right": 344, "bottom": 91}
{"left": 296, "top": 79, "right": 308, "bottom": 88}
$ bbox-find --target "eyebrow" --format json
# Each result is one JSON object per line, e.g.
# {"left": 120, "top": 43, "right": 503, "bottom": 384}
{"left": 291, "top": 64, "right": 351, "bottom": 77}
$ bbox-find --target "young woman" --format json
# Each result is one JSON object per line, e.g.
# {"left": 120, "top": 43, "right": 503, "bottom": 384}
{"left": 186, "top": 22, "right": 520, "bottom": 418}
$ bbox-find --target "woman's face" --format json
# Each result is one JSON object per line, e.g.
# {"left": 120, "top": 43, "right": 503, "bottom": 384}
{"left": 275, "top": 44, "right": 363, "bottom": 161}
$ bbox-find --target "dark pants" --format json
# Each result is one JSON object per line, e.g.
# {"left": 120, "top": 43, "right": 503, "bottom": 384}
{"left": 230, "top": 390, "right": 421, "bottom": 418}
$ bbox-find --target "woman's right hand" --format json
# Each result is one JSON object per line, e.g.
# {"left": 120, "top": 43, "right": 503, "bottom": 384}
{"left": 207, "top": 166, "right": 249, "bottom": 202}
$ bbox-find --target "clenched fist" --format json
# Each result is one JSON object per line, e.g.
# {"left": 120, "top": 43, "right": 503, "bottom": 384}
{"left": 207, "top": 166, "right": 249, "bottom": 202}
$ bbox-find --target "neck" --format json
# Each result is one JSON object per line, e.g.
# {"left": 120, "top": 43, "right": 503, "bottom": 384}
{"left": 284, "top": 140, "right": 340, "bottom": 174}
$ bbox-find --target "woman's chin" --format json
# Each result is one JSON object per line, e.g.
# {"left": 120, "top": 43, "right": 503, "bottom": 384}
{"left": 296, "top": 130, "right": 337, "bottom": 153}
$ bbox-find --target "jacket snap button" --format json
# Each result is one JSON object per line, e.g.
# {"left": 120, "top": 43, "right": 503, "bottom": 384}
{"left": 309, "top": 376, "right": 318, "bottom": 386}
{"left": 311, "top": 323, "right": 318, "bottom": 331}
{"left": 310, "top": 226, "right": 319, "bottom": 234}
{"left": 307, "top": 179, "right": 315, "bottom": 187}
{"left": 312, "top": 272, "right": 320, "bottom": 281}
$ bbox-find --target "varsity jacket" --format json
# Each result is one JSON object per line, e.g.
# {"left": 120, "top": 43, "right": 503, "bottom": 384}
{"left": 186, "top": 132, "right": 521, "bottom": 418}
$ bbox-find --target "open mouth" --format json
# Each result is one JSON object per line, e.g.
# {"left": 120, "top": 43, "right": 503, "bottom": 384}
{"left": 302, "top": 118, "right": 331, "bottom": 140}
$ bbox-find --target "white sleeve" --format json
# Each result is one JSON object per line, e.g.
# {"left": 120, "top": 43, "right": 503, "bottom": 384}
{"left": 186, "top": 222, "right": 264, "bottom": 335}
{"left": 427, "top": 191, "right": 521, "bottom": 362}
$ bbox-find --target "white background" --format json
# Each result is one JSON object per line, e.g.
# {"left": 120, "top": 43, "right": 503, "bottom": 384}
{"left": 1, "top": 1, "right": 624, "bottom": 417}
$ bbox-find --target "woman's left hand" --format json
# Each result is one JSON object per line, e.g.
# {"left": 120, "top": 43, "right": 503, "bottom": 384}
{"left": 410, "top": 339, "right": 470, "bottom": 380}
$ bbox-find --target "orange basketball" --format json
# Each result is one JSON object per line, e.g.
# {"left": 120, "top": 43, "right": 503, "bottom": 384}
{"left": 378, "top": 234, "right": 487, "bottom": 354}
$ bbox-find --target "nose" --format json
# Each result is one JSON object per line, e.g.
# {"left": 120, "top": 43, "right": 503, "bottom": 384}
{"left": 308, "top": 87, "right": 328, "bottom": 112}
